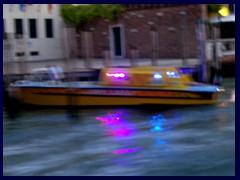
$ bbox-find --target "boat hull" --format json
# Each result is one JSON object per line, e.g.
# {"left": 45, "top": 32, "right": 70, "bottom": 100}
{"left": 11, "top": 86, "right": 217, "bottom": 106}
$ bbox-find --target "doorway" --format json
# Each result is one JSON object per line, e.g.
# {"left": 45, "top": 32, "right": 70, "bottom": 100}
{"left": 110, "top": 25, "right": 124, "bottom": 58}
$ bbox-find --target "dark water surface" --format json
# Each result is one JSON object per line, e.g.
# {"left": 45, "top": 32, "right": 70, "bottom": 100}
{"left": 3, "top": 78, "right": 235, "bottom": 176}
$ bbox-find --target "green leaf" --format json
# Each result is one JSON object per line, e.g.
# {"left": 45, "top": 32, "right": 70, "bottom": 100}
{"left": 60, "top": 4, "right": 126, "bottom": 26}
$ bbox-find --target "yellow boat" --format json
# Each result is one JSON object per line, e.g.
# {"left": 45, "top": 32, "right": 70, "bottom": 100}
{"left": 8, "top": 66, "right": 224, "bottom": 106}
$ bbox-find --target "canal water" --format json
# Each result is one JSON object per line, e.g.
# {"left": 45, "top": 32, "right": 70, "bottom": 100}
{"left": 3, "top": 78, "right": 235, "bottom": 176}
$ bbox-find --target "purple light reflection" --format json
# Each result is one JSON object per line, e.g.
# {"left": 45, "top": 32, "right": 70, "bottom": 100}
{"left": 96, "top": 110, "right": 135, "bottom": 137}
{"left": 96, "top": 110, "right": 141, "bottom": 155}
{"left": 112, "top": 147, "right": 142, "bottom": 154}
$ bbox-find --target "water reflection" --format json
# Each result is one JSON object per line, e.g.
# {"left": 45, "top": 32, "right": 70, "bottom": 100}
{"left": 148, "top": 110, "right": 185, "bottom": 148}
{"left": 96, "top": 109, "right": 185, "bottom": 156}
{"left": 3, "top": 103, "right": 235, "bottom": 175}
{"left": 149, "top": 110, "right": 182, "bottom": 132}
{"left": 4, "top": 97, "right": 22, "bottom": 120}
{"left": 96, "top": 110, "right": 141, "bottom": 155}
{"left": 150, "top": 114, "right": 165, "bottom": 132}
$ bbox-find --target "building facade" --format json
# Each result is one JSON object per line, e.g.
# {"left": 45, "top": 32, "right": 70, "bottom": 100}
{"left": 3, "top": 4, "right": 210, "bottom": 74}
{"left": 3, "top": 4, "right": 66, "bottom": 63}
{"left": 76, "top": 4, "right": 207, "bottom": 60}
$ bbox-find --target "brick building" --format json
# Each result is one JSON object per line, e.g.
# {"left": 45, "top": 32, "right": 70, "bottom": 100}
{"left": 76, "top": 4, "right": 207, "bottom": 60}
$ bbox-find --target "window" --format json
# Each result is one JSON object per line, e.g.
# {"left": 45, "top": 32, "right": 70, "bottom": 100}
{"left": 16, "top": 52, "right": 25, "bottom": 56}
{"left": 15, "top": 19, "right": 23, "bottom": 38}
{"left": 45, "top": 19, "right": 53, "bottom": 38}
{"left": 29, "top": 19, "right": 37, "bottom": 38}
{"left": 30, "top": 51, "right": 39, "bottom": 56}
{"left": 111, "top": 26, "right": 123, "bottom": 57}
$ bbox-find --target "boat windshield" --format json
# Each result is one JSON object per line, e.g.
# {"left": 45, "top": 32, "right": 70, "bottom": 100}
{"left": 24, "top": 71, "right": 50, "bottom": 82}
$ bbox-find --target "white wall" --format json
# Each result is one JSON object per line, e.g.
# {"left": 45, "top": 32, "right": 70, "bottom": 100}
{"left": 3, "top": 4, "right": 66, "bottom": 61}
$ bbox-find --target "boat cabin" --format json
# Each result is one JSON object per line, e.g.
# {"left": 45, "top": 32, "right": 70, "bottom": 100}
{"left": 99, "top": 66, "right": 194, "bottom": 89}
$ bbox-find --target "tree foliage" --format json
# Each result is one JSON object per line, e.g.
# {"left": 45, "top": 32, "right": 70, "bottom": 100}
{"left": 207, "top": 4, "right": 222, "bottom": 17}
{"left": 60, "top": 4, "right": 126, "bottom": 26}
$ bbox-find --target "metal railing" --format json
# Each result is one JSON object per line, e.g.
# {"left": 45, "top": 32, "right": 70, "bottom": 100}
{"left": 206, "top": 38, "right": 235, "bottom": 60}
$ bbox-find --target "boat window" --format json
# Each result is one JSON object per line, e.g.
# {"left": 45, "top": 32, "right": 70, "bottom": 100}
{"left": 33, "top": 72, "right": 49, "bottom": 81}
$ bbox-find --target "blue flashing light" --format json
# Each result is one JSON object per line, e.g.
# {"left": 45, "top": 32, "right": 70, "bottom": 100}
{"left": 166, "top": 71, "right": 180, "bottom": 78}
{"left": 154, "top": 74, "right": 162, "bottom": 79}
